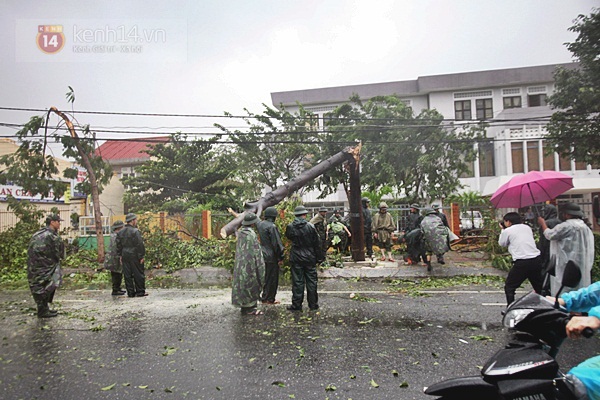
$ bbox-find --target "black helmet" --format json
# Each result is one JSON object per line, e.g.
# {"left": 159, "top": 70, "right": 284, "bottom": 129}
{"left": 361, "top": 197, "right": 370, "bottom": 204}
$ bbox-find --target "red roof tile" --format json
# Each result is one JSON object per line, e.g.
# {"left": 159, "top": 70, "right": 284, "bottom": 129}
{"left": 95, "top": 137, "right": 170, "bottom": 161}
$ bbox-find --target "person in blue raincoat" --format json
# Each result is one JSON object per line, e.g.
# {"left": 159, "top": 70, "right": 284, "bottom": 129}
{"left": 554, "top": 282, "right": 600, "bottom": 399}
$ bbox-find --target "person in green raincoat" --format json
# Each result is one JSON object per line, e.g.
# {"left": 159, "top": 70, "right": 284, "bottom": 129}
{"left": 232, "top": 212, "right": 265, "bottom": 315}
{"left": 104, "top": 220, "right": 126, "bottom": 296}
{"left": 27, "top": 214, "right": 64, "bottom": 318}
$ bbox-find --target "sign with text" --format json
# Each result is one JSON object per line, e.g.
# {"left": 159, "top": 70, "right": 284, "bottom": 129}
{"left": 0, "top": 184, "right": 65, "bottom": 203}
{"left": 16, "top": 19, "right": 187, "bottom": 63}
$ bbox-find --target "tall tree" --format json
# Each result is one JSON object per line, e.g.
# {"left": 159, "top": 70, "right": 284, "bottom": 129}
{"left": 318, "top": 95, "right": 484, "bottom": 201}
{"left": 214, "top": 104, "right": 322, "bottom": 196}
{"left": 547, "top": 9, "right": 600, "bottom": 165}
{"left": 122, "top": 133, "right": 238, "bottom": 213}
{"left": 0, "top": 88, "right": 112, "bottom": 261}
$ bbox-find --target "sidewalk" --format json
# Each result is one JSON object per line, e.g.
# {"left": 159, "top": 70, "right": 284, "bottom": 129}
{"left": 318, "top": 250, "right": 506, "bottom": 279}
{"left": 137, "top": 250, "right": 506, "bottom": 287}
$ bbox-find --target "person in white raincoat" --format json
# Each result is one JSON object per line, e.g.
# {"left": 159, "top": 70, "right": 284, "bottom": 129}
{"left": 538, "top": 202, "right": 594, "bottom": 294}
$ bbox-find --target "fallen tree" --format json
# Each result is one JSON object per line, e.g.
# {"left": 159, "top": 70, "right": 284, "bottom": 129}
{"left": 220, "top": 144, "right": 361, "bottom": 238}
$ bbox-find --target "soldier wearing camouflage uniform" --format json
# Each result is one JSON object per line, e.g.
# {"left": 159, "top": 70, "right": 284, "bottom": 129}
{"left": 420, "top": 208, "right": 450, "bottom": 272}
{"left": 116, "top": 213, "right": 147, "bottom": 297}
{"left": 104, "top": 220, "right": 126, "bottom": 296}
{"left": 257, "top": 207, "right": 284, "bottom": 305}
{"left": 232, "top": 213, "right": 265, "bottom": 315}
{"left": 372, "top": 202, "right": 395, "bottom": 262}
{"left": 309, "top": 207, "right": 329, "bottom": 260}
{"left": 328, "top": 210, "right": 351, "bottom": 254}
{"left": 27, "top": 214, "right": 64, "bottom": 318}
{"left": 362, "top": 198, "right": 373, "bottom": 259}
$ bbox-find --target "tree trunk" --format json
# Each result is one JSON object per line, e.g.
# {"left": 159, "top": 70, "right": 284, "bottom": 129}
{"left": 49, "top": 107, "right": 105, "bottom": 262}
{"left": 220, "top": 145, "right": 361, "bottom": 238}
{"left": 348, "top": 157, "right": 365, "bottom": 261}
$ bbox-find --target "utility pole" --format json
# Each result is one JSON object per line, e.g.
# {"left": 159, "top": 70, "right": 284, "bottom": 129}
{"left": 348, "top": 150, "right": 365, "bottom": 262}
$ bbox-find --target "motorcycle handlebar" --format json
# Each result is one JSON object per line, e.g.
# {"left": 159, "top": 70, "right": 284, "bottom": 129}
{"left": 582, "top": 327, "right": 595, "bottom": 338}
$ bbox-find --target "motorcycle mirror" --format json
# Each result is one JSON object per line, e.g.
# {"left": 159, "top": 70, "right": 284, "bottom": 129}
{"left": 554, "top": 260, "right": 581, "bottom": 308}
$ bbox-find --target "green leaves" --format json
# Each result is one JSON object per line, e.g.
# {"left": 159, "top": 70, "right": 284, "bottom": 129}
{"left": 161, "top": 346, "right": 178, "bottom": 356}
{"left": 321, "top": 94, "right": 484, "bottom": 201}
{"left": 100, "top": 383, "right": 116, "bottom": 391}
{"left": 546, "top": 10, "right": 600, "bottom": 165}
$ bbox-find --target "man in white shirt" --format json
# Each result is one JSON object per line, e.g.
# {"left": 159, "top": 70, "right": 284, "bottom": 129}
{"left": 498, "top": 212, "right": 543, "bottom": 306}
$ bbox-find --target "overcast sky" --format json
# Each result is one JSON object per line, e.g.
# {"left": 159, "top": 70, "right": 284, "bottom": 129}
{"left": 0, "top": 0, "right": 598, "bottom": 145}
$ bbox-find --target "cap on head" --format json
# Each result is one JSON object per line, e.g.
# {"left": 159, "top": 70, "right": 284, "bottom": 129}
{"left": 45, "top": 214, "right": 63, "bottom": 224}
{"left": 361, "top": 197, "right": 370, "bottom": 204}
{"left": 410, "top": 203, "right": 420, "bottom": 209}
{"left": 424, "top": 208, "right": 436, "bottom": 215}
{"left": 125, "top": 213, "right": 137, "bottom": 223}
{"left": 293, "top": 205, "right": 308, "bottom": 216}
{"left": 242, "top": 212, "right": 260, "bottom": 226}
{"left": 379, "top": 202, "right": 388, "bottom": 209}
{"left": 112, "top": 220, "right": 125, "bottom": 230}
{"left": 264, "top": 207, "right": 278, "bottom": 219}
{"left": 561, "top": 202, "right": 584, "bottom": 218}
{"left": 318, "top": 207, "right": 327, "bottom": 213}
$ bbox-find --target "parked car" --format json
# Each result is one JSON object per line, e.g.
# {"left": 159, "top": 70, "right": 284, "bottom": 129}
{"left": 460, "top": 210, "right": 483, "bottom": 233}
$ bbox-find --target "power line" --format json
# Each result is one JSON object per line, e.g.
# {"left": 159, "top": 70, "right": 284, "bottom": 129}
{"left": 1, "top": 105, "right": 588, "bottom": 125}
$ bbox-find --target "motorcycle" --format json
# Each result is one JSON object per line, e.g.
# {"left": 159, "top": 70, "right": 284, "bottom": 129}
{"left": 424, "top": 260, "right": 594, "bottom": 400}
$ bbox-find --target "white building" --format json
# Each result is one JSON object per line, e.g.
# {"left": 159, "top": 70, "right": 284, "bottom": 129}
{"left": 271, "top": 63, "right": 600, "bottom": 228}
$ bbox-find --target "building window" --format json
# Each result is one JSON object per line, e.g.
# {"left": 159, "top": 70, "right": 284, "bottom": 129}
{"left": 503, "top": 96, "right": 522, "bottom": 109}
{"left": 527, "top": 141, "right": 540, "bottom": 171}
{"left": 305, "top": 113, "right": 319, "bottom": 130}
{"left": 559, "top": 154, "right": 571, "bottom": 171}
{"left": 511, "top": 142, "right": 524, "bottom": 173}
{"left": 476, "top": 98, "right": 493, "bottom": 119}
{"left": 542, "top": 142, "right": 555, "bottom": 171}
{"left": 528, "top": 94, "right": 547, "bottom": 107}
{"left": 478, "top": 141, "right": 495, "bottom": 177}
{"left": 454, "top": 100, "right": 471, "bottom": 120}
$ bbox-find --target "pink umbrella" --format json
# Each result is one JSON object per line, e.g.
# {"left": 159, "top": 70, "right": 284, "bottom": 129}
{"left": 490, "top": 170, "right": 574, "bottom": 208}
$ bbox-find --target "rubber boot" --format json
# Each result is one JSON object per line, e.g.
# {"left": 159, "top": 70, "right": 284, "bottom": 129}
{"left": 111, "top": 272, "right": 126, "bottom": 295}
{"left": 33, "top": 294, "right": 57, "bottom": 318}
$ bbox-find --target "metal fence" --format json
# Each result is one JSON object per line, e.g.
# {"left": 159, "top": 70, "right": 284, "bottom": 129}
{"left": 0, "top": 207, "right": 71, "bottom": 232}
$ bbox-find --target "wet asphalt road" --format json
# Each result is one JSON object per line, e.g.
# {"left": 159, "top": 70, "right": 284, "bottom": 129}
{"left": 1, "top": 281, "right": 599, "bottom": 400}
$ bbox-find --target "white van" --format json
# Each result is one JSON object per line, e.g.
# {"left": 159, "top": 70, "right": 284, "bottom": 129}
{"left": 460, "top": 210, "right": 483, "bottom": 233}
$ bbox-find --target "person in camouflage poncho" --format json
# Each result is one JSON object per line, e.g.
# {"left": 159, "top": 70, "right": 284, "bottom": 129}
{"left": 420, "top": 208, "right": 449, "bottom": 272}
{"left": 232, "top": 213, "right": 265, "bottom": 315}
{"left": 327, "top": 210, "right": 351, "bottom": 254}
{"left": 104, "top": 220, "right": 126, "bottom": 296}
{"left": 27, "top": 214, "right": 64, "bottom": 318}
